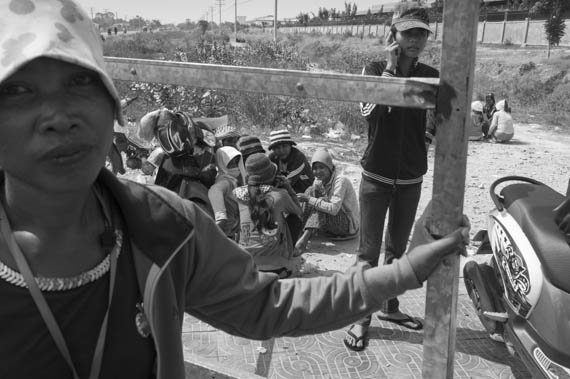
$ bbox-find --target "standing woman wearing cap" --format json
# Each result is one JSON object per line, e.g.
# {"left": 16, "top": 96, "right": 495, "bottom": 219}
{"left": 233, "top": 153, "right": 302, "bottom": 278}
{"left": 344, "top": 6, "right": 440, "bottom": 351}
{"left": 0, "top": 1, "right": 470, "bottom": 377}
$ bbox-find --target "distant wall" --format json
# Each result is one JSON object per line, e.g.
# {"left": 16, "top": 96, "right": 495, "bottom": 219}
{"left": 276, "top": 19, "right": 570, "bottom": 47}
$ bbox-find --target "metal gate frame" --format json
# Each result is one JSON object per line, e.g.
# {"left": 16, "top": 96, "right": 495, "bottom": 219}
{"left": 105, "top": 1, "right": 479, "bottom": 377}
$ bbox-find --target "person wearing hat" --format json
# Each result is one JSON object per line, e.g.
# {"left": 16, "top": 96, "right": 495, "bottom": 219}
{"left": 295, "top": 148, "right": 359, "bottom": 254}
{"left": 0, "top": 1, "right": 470, "bottom": 377}
{"left": 345, "top": 6, "right": 440, "bottom": 351}
{"left": 268, "top": 129, "right": 314, "bottom": 194}
{"left": 237, "top": 135, "right": 266, "bottom": 163}
{"left": 214, "top": 124, "right": 241, "bottom": 149}
{"left": 233, "top": 153, "right": 302, "bottom": 279}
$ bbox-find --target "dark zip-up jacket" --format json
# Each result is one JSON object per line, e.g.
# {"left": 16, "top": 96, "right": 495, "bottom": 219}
{"left": 360, "top": 60, "right": 439, "bottom": 186}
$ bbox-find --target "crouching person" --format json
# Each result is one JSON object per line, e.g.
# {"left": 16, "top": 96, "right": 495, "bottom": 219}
{"left": 295, "top": 148, "right": 359, "bottom": 253}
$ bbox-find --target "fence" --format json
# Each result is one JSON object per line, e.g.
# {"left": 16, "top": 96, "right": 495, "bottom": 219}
{"left": 107, "top": 0, "right": 480, "bottom": 376}
{"left": 275, "top": 19, "right": 570, "bottom": 47}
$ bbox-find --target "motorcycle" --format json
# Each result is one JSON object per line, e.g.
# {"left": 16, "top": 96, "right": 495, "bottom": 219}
{"left": 464, "top": 175, "right": 570, "bottom": 379}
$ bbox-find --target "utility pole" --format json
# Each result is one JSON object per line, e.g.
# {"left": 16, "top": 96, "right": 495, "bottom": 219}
{"left": 273, "top": 0, "right": 277, "bottom": 41}
{"left": 215, "top": 0, "right": 225, "bottom": 34}
{"left": 234, "top": 0, "right": 238, "bottom": 42}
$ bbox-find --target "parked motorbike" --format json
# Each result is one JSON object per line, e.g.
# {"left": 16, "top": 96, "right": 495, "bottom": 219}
{"left": 464, "top": 176, "right": 570, "bottom": 379}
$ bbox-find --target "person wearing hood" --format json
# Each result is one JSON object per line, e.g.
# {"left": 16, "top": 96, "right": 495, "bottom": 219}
{"left": 295, "top": 148, "right": 359, "bottom": 253}
{"left": 0, "top": 1, "right": 469, "bottom": 377}
{"left": 208, "top": 146, "right": 245, "bottom": 239}
{"left": 487, "top": 99, "right": 514, "bottom": 143}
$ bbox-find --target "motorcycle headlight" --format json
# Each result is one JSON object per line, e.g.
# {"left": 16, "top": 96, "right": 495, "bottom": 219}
{"left": 534, "top": 347, "right": 570, "bottom": 379}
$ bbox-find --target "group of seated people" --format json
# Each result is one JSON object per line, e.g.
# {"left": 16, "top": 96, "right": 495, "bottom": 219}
{"left": 135, "top": 109, "right": 360, "bottom": 279}
{"left": 470, "top": 93, "right": 515, "bottom": 143}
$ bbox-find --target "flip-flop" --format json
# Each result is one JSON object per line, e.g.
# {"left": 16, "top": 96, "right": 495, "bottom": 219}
{"left": 326, "top": 232, "right": 358, "bottom": 241}
{"left": 376, "top": 314, "right": 423, "bottom": 330}
{"left": 264, "top": 267, "right": 292, "bottom": 279}
{"left": 343, "top": 325, "right": 367, "bottom": 352}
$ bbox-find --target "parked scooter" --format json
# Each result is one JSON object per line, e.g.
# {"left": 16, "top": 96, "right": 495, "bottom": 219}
{"left": 464, "top": 176, "right": 570, "bottom": 379}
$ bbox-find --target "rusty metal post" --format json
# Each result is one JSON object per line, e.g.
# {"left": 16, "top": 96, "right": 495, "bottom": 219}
{"left": 421, "top": 0, "right": 480, "bottom": 377}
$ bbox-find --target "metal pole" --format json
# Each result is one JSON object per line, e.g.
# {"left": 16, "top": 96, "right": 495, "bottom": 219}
{"left": 273, "top": 0, "right": 277, "bottom": 41}
{"left": 421, "top": 0, "right": 480, "bottom": 376}
{"left": 234, "top": 0, "right": 237, "bottom": 41}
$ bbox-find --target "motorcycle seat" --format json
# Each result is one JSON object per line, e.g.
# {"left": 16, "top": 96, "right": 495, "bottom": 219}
{"left": 501, "top": 182, "right": 570, "bottom": 293}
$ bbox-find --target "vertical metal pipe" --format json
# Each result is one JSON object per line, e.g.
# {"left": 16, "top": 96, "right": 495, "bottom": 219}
{"left": 421, "top": 0, "right": 480, "bottom": 377}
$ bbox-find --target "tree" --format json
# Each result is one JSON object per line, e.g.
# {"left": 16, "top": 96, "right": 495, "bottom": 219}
{"left": 329, "top": 8, "right": 338, "bottom": 20}
{"left": 536, "top": 0, "right": 568, "bottom": 56}
{"left": 296, "top": 12, "right": 309, "bottom": 25}
{"left": 318, "top": 7, "right": 330, "bottom": 21}
{"left": 198, "top": 20, "right": 209, "bottom": 35}
{"left": 351, "top": 3, "right": 358, "bottom": 17}
{"left": 545, "top": 13, "right": 566, "bottom": 47}
{"left": 344, "top": 2, "right": 351, "bottom": 17}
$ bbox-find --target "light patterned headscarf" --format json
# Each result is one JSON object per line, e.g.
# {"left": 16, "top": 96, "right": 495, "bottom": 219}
{"left": 0, "top": 0, "right": 124, "bottom": 124}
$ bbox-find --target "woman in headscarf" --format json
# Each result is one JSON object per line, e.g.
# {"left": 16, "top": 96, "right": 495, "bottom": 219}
{"left": 0, "top": 1, "right": 469, "bottom": 377}
{"left": 233, "top": 153, "right": 302, "bottom": 278}
{"left": 487, "top": 99, "right": 514, "bottom": 143}
{"left": 295, "top": 148, "right": 360, "bottom": 253}
{"left": 208, "top": 146, "right": 245, "bottom": 239}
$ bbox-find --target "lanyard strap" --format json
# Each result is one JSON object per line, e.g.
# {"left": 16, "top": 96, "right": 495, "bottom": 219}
{"left": 0, "top": 195, "right": 118, "bottom": 379}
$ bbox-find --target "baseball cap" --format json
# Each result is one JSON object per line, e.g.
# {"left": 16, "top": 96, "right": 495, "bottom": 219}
{"left": 391, "top": 7, "right": 432, "bottom": 33}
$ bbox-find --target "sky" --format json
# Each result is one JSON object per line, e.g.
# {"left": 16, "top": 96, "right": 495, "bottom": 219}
{"left": 77, "top": 0, "right": 398, "bottom": 25}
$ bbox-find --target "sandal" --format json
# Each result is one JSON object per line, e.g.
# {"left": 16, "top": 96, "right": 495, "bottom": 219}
{"left": 376, "top": 313, "right": 423, "bottom": 330}
{"left": 343, "top": 325, "right": 367, "bottom": 352}
{"left": 263, "top": 267, "right": 292, "bottom": 279}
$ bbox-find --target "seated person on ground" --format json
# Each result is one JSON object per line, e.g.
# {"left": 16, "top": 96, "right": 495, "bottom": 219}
{"left": 139, "top": 109, "right": 217, "bottom": 216}
{"left": 215, "top": 124, "right": 241, "bottom": 150}
{"left": 295, "top": 148, "right": 360, "bottom": 253}
{"left": 487, "top": 99, "right": 514, "bottom": 143}
{"left": 268, "top": 129, "right": 314, "bottom": 194}
{"left": 237, "top": 135, "right": 266, "bottom": 164}
{"left": 233, "top": 153, "right": 302, "bottom": 279}
{"left": 469, "top": 100, "right": 486, "bottom": 141}
{"left": 208, "top": 147, "right": 245, "bottom": 240}
{"left": 482, "top": 93, "right": 497, "bottom": 138}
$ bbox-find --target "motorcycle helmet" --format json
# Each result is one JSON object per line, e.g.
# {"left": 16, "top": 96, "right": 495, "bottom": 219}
{"left": 154, "top": 111, "right": 195, "bottom": 156}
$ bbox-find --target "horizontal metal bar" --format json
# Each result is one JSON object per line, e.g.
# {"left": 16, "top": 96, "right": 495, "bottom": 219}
{"left": 105, "top": 57, "right": 439, "bottom": 109}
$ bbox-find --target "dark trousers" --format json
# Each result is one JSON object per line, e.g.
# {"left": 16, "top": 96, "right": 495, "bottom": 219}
{"left": 355, "top": 176, "right": 422, "bottom": 326}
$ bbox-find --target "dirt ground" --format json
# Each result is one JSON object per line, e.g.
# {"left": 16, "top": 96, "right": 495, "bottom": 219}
{"left": 289, "top": 122, "right": 570, "bottom": 276}
{"left": 122, "top": 121, "right": 570, "bottom": 276}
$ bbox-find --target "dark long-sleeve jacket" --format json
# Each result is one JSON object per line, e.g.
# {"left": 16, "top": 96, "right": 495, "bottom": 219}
{"left": 269, "top": 147, "right": 314, "bottom": 193}
{"left": 360, "top": 60, "right": 439, "bottom": 186}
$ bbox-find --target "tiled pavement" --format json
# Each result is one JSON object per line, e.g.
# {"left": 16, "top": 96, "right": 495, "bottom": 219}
{"left": 182, "top": 248, "right": 531, "bottom": 379}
